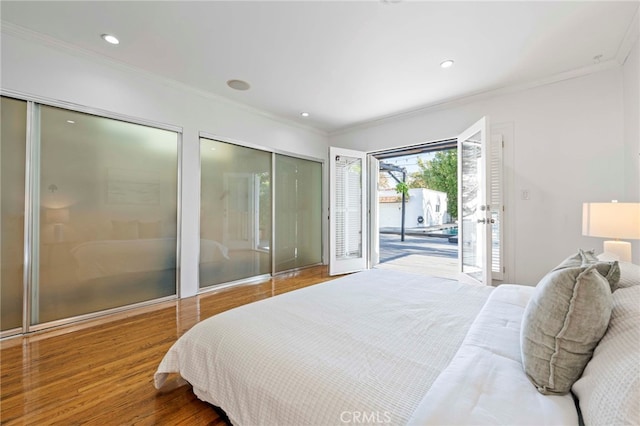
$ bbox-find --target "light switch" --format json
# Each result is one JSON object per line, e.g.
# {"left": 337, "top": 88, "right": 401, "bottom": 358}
{"left": 521, "top": 190, "right": 530, "bottom": 200}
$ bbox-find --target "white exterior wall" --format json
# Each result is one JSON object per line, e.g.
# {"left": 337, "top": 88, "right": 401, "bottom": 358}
{"left": 332, "top": 67, "right": 631, "bottom": 285}
{"left": 378, "top": 188, "right": 448, "bottom": 228}
{"left": 1, "top": 31, "right": 329, "bottom": 298}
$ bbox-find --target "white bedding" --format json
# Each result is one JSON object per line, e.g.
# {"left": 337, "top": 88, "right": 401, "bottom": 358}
{"left": 155, "top": 269, "right": 491, "bottom": 425}
{"left": 154, "top": 270, "right": 579, "bottom": 425}
{"left": 408, "top": 284, "right": 578, "bottom": 425}
{"left": 71, "top": 238, "right": 228, "bottom": 280}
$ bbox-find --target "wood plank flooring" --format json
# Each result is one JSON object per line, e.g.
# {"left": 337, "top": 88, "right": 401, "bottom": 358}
{"left": 0, "top": 266, "right": 335, "bottom": 425}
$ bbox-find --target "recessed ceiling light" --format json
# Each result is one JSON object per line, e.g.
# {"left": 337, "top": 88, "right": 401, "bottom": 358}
{"left": 101, "top": 34, "right": 120, "bottom": 45}
{"left": 300, "top": 112, "right": 310, "bottom": 118}
{"left": 440, "top": 59, "right": 454, "bottom": 69}
{"left": 66, "top": 120, "right": 75, "bottom": 124}
{"left": 227, "top": 79, "right": 251, "bottom": 91}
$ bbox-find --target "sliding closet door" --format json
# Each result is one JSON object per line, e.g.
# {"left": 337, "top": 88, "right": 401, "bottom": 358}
{"left": 1, "top": 97, "right": 27, "bottom": 333}
{"left": 200, "top": 138, "right": 271, "bottom": 287}
{"left": 35, "top": 106, "right": 178, "bottom": 324}
{"left": 274, "top": 155, "right": 322, "bottom": 273}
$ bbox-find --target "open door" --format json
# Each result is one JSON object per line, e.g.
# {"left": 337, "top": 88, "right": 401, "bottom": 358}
{"left": 368, "top": 155, "right": 380, "bottom": 268}
{"left": 329, "top": 147, "right": 367, "bottom": 275}
{"left": 457, "top": 117, "right": 492, "bottom": 285}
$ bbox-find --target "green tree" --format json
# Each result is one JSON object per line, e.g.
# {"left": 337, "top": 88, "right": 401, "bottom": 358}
{"left": 409, "top": 149, "right": 458, "bottom": 220}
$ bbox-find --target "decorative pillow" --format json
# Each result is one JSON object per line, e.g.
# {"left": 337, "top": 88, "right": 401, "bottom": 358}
{"left": 598, "top": 254, "right": 640, "bottom": 291}
{"left": 138, "top": 221, "right": 162, "bottom": 239}
{"left": 520, "top": 266, "right": 612, "bottom": 395}
{"left": 554, "top": 249, "right": 620, "bottom": 290}
{"left": 572, "top": 285, "right": 640, "bottom": 425}
{"left": 554, "top": 250, "right": 585, "bottom": 269}
{"left": 111, "top": 220, "right": 139, "bottom": 240}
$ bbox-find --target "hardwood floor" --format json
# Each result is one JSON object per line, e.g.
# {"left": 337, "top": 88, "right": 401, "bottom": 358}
{"left": 0, "top": 266, "right": 335, "bottom": 425}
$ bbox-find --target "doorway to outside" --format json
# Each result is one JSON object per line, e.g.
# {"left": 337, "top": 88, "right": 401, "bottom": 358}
{"left": 371, "top": 140, "right": 459, "bottom": 280}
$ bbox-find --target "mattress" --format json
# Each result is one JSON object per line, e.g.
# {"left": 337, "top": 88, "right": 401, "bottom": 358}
{"left": 408, "top": 284, "right": 578, "bottom": 425}
{"left": 155, "top": 269, "right": 492, "bottom": 425}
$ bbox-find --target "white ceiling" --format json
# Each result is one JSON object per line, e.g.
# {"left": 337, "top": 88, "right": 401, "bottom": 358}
{"left": 1, "top": 1, "right": 638, "bottom": 133}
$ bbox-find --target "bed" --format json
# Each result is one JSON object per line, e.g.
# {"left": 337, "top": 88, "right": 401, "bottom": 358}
{"left": 155, "top": 253, "right": 640, "bottom": 425}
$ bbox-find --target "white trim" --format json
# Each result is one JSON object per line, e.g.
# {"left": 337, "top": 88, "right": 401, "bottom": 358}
{"left": 616, "top": 7, "right": 640, "bottom": 65}
{"left": 329, "top": 61, "right": 620, "bottom": 137}
{"left": 175, "top": 133, "right": 183, "bottom": 299}
{"left": 1, "top": 22, "right": 327, "bottom": 137}
{"left": 1, "top": 88, "right": 183, "bottom": 133}
{"left": 199, "top": 131, "right": 325, "bottom": 164}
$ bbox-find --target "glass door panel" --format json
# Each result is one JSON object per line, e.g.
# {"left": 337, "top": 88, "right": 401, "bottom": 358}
{"left": 457, "top": 117, "right": 491, "bottom": 285}
{"left": 36, "top": 106, "right": 178, "bottom": 324}
{"left": 1, "top": 97, "right": 27, "bottom": 332}
{"left": 200, "top": 138, "right": 271, "bottom": 287}
{"left": 274, "top": 155, "right": 322, "bottom": 273}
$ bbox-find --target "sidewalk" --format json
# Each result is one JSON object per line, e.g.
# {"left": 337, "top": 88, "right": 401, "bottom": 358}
{"left": 379, "top": 225, "right": 458, "bottom": 242}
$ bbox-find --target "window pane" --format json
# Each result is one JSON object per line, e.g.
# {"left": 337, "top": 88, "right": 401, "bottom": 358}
{"left": 335, "top": 155, "right": 362, "bottom": 260}
{"left": 1, "top": 97, "right": 27, "bottom": 331}
{"left": 460, "top": 135, "right": 482, "bottom": 279}
{"left": 37, "top": 106, "right": 178, "bottom": 324}
{"left": 274, "top": 155, "right": 322, "bottom": 272}
{"left": 200, "top": 138, "right": 271, "bottom": 287}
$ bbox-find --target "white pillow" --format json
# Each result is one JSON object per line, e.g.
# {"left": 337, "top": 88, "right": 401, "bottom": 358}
{"left": 572, "top": 285, "right": 640, "bottom": 425}
{"left": 597, "top": 254, "right": 640, "bottom": 290}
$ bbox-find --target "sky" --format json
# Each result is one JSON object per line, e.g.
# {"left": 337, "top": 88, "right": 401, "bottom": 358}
{"left": 380, "top": 152, "right": 436, "bottom": 175}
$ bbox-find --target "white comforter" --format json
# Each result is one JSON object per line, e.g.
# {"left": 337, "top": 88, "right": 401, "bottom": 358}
{"left": 155, "top": 269, "right": 491, "bottom": 425}
{"left": 408, "top": 284, "right": 578, "bottom": 425}
{"left": 155, "top": 270, "right": 579, "bottom": 425}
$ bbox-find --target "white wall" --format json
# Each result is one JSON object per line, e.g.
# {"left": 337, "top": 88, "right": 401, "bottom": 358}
{"left": 331, "top": 68, "right": 629, "bottom": 285}
{"left": 378, "top": 188, "right": 447, "bottom": 228}
{"left": 1, "top": 32, "right": 329, "bottom": 298}
{"left": 623, "top": 38, "right": 640, "bottom": 264}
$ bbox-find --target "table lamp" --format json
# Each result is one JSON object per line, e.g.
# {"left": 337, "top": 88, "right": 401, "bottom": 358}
{"left": 582, "top": 201, "right": 640, "bottom": 262}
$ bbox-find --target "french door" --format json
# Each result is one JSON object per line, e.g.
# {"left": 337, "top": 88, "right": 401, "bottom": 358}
{"left": 329, "top": 147, "right": 367, "bottom": 275}
{"left": 457, "top": 117, "right": 492, "bottom": 285}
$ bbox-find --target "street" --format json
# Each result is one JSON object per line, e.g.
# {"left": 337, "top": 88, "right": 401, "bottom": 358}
{"left": 379, "top": 233, "right": 457, "bottom": 263}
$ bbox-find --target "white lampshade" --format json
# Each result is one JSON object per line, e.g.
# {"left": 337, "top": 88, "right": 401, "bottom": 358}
{"left": 582, "top": 202, "right": 640, "bottom": 262}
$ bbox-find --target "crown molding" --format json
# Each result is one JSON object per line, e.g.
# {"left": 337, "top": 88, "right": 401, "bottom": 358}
{"left": 0, "top": 21, "right": 328, "bottom": 138}
{"left": 329, "top": 60, "right": 620, "bottom": 137}
{"left": 616, "top": 6, "right": 639, "bottom": 65}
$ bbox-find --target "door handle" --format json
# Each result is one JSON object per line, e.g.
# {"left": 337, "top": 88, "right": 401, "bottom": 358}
{"left": 477, "top": 218, "right": 486, "bottom": 224}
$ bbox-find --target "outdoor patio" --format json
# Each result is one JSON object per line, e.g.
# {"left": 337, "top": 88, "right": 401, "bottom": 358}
{"left": 376, "top": 230, "right": 458, "bottom": 280}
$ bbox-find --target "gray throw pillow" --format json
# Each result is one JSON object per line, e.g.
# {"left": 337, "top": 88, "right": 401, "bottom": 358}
{"left": 520, "top": 265, "right": 612, "bottom": 395}
{"left": 599, "top": 254, "right": 640, "bottom": 290}
{"left": 554, "top": 249, "right": 620, "bottom": 291}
